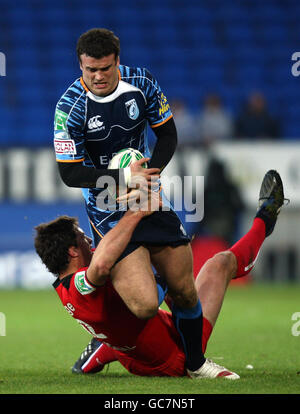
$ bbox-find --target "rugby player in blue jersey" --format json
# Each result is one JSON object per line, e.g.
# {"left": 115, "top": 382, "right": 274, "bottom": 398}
{"left": 53, "top": 28, "right": 209, "bottom": 377}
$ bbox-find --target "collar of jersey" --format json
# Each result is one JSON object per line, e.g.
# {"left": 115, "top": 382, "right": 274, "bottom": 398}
{"left": 81, "top": 78, "right": 145, "bottom": 104}
{"left": 53, "top": 273, "right": 73, "bottom": 289}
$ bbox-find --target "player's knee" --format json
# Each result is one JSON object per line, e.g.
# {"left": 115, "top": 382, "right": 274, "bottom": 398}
{"left": 209, "top": 251, "right": 237, "bottom": 280}
{"left": 169, "top": 283, "right": 198, "bottom": 309}
{"left": 135, "top": 306, "right": 158, "bottom": 320}
{"left": 132, "top": 301, "right": 159, "bottom": 320}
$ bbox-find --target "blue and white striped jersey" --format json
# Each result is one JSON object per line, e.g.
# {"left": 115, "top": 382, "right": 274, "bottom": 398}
{"left": 54, "top": 65, "right": 173, "bottom": 169}
{"left": 53, "top": 65, "right": 174, "bottom": 237}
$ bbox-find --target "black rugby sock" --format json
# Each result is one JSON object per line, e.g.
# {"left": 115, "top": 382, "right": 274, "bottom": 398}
{"left": 172, "top": 300, "right": 206, "bottom": 371}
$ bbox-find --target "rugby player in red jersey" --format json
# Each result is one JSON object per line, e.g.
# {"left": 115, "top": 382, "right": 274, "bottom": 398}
{"left": 34, "top": 170, "right": 286, "bottom": 379}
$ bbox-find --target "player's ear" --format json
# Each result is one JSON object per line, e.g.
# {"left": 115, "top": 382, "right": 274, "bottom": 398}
{"left": 68, "top": 246, "right": 79, "bottom": 258}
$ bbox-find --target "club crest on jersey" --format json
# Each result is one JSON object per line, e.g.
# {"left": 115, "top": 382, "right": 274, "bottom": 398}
{"left": 125, "top": 99, "right": 139, "bottom": 120}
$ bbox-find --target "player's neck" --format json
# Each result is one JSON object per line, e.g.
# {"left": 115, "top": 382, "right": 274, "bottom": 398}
{"left": 59, "top": 259, "right": 84, "bottom": 280}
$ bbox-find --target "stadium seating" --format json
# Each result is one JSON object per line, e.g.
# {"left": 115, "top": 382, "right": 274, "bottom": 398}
{"left": 0, "top": 0, "right": 300, "bottom": 145}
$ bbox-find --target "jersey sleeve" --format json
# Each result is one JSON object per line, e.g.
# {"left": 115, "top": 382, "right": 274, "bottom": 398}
{"left": 140, "top": 68, "right": 173, "bottom": 129}
{"left": 54, "top": 84, "right": 87, "bottom": 163}
{"left": 73, "top": 269, "right": 96, "bottom": 296}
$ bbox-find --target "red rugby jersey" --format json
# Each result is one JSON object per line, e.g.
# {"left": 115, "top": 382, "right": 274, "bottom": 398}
{"left": 53, "top": 268, "right": 184, "bottom": 368}
{"left": 53, "top": 268, "right": 148, "bottom": 352}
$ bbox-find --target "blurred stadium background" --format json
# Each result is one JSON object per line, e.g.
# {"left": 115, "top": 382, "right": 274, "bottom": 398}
{"left": 1, "top": 0, "right": 300, "bottom": 288}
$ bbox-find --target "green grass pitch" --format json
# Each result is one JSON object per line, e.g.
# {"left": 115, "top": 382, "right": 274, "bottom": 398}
{"left": 0, "top": 284, "right": 300, "bottom": 394}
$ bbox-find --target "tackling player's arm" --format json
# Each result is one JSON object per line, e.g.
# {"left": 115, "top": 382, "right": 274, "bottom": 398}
{"left": 86, "top": 205, "right": 158, "bottom": 287}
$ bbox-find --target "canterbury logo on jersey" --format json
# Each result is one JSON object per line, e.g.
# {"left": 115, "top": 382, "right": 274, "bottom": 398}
{"left": 87, "top": 115, "right": 105, "bottom": 132}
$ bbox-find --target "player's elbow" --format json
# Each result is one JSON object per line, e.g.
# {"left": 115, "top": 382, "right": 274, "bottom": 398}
{"left": 57, "top": 162, "right": 80, "bottom": 188}
{"left": 87, "top": 259, "right": 111, "bottom": 286}
{"left": 60, "top": 174, "right": 74, "bottom": 188}
{"left": 57, "top": 163, "right": 72, "bottom": 187}
{"left": 94, "top": 261, "right": 111, "bottom": 279}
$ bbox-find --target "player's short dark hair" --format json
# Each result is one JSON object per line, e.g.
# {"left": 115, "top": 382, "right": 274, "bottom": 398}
{"left": 34, "top": 216, "right": 78, "bottom": 276}
{"left": 76, "top": 28, "right": 120, "bottom": 62}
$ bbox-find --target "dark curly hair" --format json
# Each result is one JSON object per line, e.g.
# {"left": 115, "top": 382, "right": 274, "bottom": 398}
{"left": 34, "top": 216, "right": 78, "bottom": 276}
{"left": 76, "top": 28, "right": 120, "bottom": 62}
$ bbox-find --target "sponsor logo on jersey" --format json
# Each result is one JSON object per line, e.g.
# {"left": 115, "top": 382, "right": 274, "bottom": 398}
{"left": 125, "top": 99, "right": 139, "bottom": 120}
{"left": 64, "top": 302, "right": 75, "bottom": 316}
{"left": 180, "top": 224, "right": 187, "bottom": 236}
{"left": 55, "top": 131, "right": 69, "bottom": 140}
{"left": 74, "top": 271, "right": 96, "bottom": 295}
{"left": 158, "top": 93, "right": 170, "bottom": 117}
{"left": 87, "top": 115, "right": 105, "bottom": 133}
{"left": 54, "top": 109, "right": 68, "bottom": 131}
{"left": 54, "top": 139, "right": 77, "bottom": 155}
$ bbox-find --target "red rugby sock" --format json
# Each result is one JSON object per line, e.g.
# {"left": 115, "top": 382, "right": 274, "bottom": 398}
{"left": 229, "top": 217, "right": 266, "bottom": 278}
{"left": 202, "top": 317, "right": 213, "bottom": 353}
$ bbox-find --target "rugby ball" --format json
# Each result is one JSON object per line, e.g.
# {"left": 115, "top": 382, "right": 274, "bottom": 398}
{"left": 108, "top": 148, "right": 147, "bottom": 170}
{"left": 107, "top": 148, "right": 147, "bottom": 200}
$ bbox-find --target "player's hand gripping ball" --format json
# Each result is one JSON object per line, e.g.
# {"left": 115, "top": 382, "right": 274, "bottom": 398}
{"left": 107, "top": 148, "right": 147, "bottom": 200}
